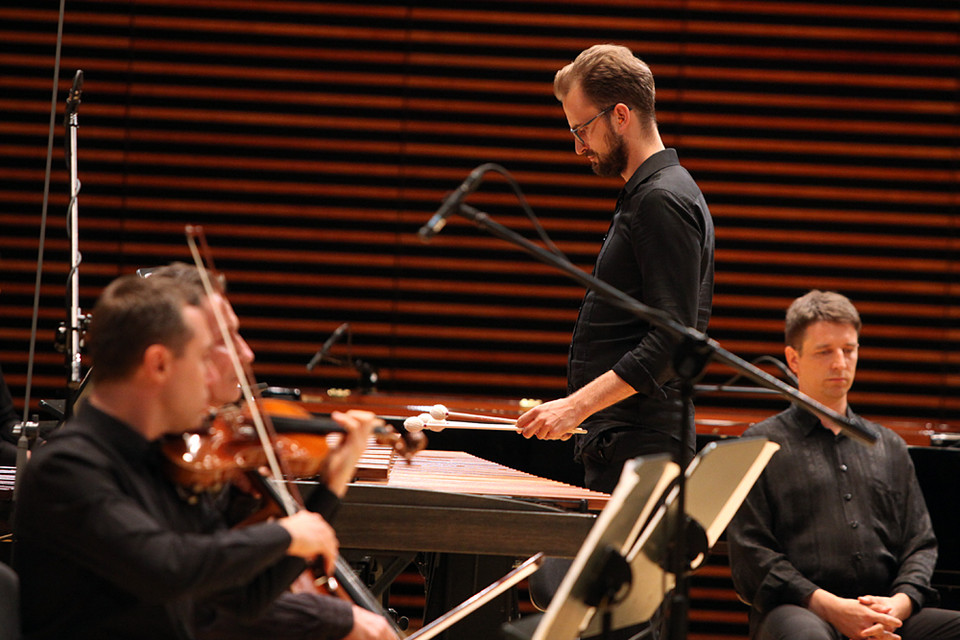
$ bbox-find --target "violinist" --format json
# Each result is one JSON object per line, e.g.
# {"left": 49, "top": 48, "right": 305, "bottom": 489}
{"left": 0, "top": 363, "right": 19, "bottom": 466}
{"left": 149, "top": 262, "right": 398, "bottom": 640}
{"left": 13, "top": 273, "right": 396, "bottom": 640}
{"left": 151, "top": 262, "right": 378, "bottom": 501}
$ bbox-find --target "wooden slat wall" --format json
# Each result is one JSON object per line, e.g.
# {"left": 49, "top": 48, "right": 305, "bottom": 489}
{"left": 1, "top": 0, "right": 958, "bottom": 425}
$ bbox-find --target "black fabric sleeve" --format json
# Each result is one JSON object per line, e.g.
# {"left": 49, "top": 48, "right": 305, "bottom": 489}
{"left": 611, "top": 188, "right": 706, "bottom": 396}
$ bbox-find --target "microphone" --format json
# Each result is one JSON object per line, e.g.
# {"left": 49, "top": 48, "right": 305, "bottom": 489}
{"left": 353, "top": 358, "right": 379, "bottom": 391}
{"left": 418, "top": 164, "right": 489, "bottom": 242}
{"left": 65, "top": 70, "right": 84, "bottom": 118}
{"left": 306, "top": 323, "right": 350, "bottom": 371}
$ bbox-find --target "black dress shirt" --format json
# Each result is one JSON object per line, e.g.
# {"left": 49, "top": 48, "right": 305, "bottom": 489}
{"left": 728, "top": 404, "right": 939, "bottom": 615}
{"left": 569, "top": 148, "right": 714, "bottom": 458}
{"left": 14, "top": 402, "right": 351, "bottom": 640}
{"left": 0, "top": 364, "right": 19, "bottom": 466}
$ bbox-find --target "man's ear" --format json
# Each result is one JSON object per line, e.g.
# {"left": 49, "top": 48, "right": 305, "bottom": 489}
{"left": 614, "top": 102, "right": 630, "bottom": 128}
{"left": 784, "top": 345, "right": 800, "bottom": 375}
{"left": 141, "top": 343, "right": 172, "bottom": 383}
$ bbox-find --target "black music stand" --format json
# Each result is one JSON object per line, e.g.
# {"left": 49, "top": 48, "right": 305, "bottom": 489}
{"left": 504, "top": 453, "right": 680, "bottom": 640}
{"left": 408, "top": 553, "right": 546, "bottom": 640}
{"left": 507, "top": 437, "right": 779, "bottom": 640}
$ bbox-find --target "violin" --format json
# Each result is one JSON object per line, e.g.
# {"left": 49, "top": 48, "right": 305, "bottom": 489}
{"left": 163, "top": 397, "right": 426, "bottom": 493}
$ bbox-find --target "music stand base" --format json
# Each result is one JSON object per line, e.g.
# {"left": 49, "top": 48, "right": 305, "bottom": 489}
{"left": 502, "top": 613, "right": 542, "bottom": 640}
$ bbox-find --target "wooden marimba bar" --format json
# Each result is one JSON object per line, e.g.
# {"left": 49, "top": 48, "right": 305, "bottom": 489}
{"left": 350, "top": 440, "right": 395, "bottom": 482}
{"left": 0, "top": 466, "right": 15, "bottom": 502}
{"left": 1, "top": 466, "right": 16, "bottom": 539}
{"left": 369, "top": 449, "right": 608, "bottom": 511}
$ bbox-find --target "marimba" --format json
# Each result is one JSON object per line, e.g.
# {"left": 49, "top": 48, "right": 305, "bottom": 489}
{"left": 306, "top": 448, "right": 609, "bottom": 640}
{"left": 328, "top": 448, "right": 609, "bottom": 558}
{"left": 1, "top": 466, "right": 15, "bottom": 551}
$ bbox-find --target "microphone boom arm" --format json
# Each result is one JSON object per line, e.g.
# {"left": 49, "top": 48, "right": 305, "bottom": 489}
{"left": 454, "top": 203, "right": 877, "bottom": 446}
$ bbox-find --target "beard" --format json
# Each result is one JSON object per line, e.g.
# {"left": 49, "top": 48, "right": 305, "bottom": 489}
{"left": 588, "top": 128, "right": 629, "bottom": 178}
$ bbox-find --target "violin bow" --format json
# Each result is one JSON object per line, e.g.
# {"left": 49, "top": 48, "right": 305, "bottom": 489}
{"left": 185, "top": 225, "right": 301, "bottom": 514}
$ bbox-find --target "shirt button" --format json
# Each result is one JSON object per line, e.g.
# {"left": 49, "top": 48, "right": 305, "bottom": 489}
{"left": 844, "top": 493, "right": 852, "bottom": 501}
{"left": 851, "top": 521, "right": 859, "bottom": 529}
{"left": 840, "top": 464, "right": 848, "bottom": 472}
{"left": 854, "top": 552, "right": 863, "bottom": 560}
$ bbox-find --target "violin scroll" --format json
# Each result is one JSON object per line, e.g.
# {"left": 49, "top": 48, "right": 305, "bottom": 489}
{"left": 375, "top": 420, "right": 427, "bottom": 461}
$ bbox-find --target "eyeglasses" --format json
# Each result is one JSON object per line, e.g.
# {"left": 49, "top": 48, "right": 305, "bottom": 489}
{"left": 569, "top": 104, "right": 616, "bottom": 145}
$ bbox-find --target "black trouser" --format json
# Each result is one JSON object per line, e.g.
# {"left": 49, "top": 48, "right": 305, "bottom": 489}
{"left": 580, "top": 427, "right": 691, "bottom": 494}
{"left": 753, "top": 604, "right": 960, "bottom": 640}
{"left": 195, "top": 593, "right": 353, "bottom": 640}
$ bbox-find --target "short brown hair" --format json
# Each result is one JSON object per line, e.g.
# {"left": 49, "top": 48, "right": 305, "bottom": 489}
{"left": 145, "top": 262, "right": 226, "bottom": 305}
{"left": 87, "top": 274, "right": 195, "bottom": 384}
{"left": 785, "top": 290, "right": 861, "bottom": 349}
{"left": 554, "top": 44, "right": 656, "bottom": 125}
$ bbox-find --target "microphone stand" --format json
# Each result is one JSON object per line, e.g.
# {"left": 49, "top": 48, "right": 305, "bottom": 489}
{"left": 306, "top": 324, "right": 380, "bottom": 393}
{"left": 445, "top": 202, "right": 877, "bottom": 640}
{"left": 63, "top": 70, "right": 83, "bottom": 421}
{"left": 694, "top": 356, "right": 797, "bottom": 397}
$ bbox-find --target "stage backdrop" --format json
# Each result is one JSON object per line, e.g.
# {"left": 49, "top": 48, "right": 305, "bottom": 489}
{"left": 1, "top": 0, "right": 958, "bottom": 425}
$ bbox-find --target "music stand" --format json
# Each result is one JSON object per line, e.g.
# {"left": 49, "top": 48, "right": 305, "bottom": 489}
{"left": 584, "top": 436, "right": 778, "bottom": 636}
{"left": 513, "top": 454, "right": 681, "bottom": 640}
{"left": 512, "top": 437, "right": 778, "bottom": 640}
{"left": 408, "top": 553, "right": 545, "bottom": 640}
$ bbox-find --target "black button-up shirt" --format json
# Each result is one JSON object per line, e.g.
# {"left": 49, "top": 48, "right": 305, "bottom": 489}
{"left": 728, "top": 404, "right": 939, "bottom": 615}
{"left": 14, "top": 403, "right": 347, "bottom": 639}
{"left": 0, "top": 364, "right": 19, "bottom": 466}
{"left": 569, "top": 148, "right": 714, "bottom": 457}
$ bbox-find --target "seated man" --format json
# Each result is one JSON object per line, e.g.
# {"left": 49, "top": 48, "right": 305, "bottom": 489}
{"left": 728, "top": 290, "right": 960, "bottom": 640}
{"left": 148, "top": 261, "right": 401, "bottom": 640}
{"left": 13, "top": 273, "right": 397, "bottom": 640}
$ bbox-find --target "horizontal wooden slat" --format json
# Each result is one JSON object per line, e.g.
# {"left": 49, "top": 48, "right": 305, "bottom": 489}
{"left": 1, "top": 0, "right": 957, "bottom": 447}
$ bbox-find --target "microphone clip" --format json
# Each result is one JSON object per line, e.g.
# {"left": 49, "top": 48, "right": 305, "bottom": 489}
{"left": 418, "top": 163, "right": 494, "bottom": 242}
{"left": 65, "top": 69, "right": 84, "bottom": 121}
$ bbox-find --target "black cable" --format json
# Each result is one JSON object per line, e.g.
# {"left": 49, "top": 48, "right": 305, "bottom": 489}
{"left": 480, "top": 163, "right": 568, "bottom": 261}
{"left": 22, "top": 0, "right": 68, "bottom": 424}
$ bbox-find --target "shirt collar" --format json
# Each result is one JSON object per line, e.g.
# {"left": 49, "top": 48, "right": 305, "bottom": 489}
{"left": 80, "top": 401, "right": 156, "bottom": 463}
{"left": 623, "top": 148, "right": 679, "bottom": 193}
{"left": 787, "top": 402, "right": 878, "bottom": 441}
